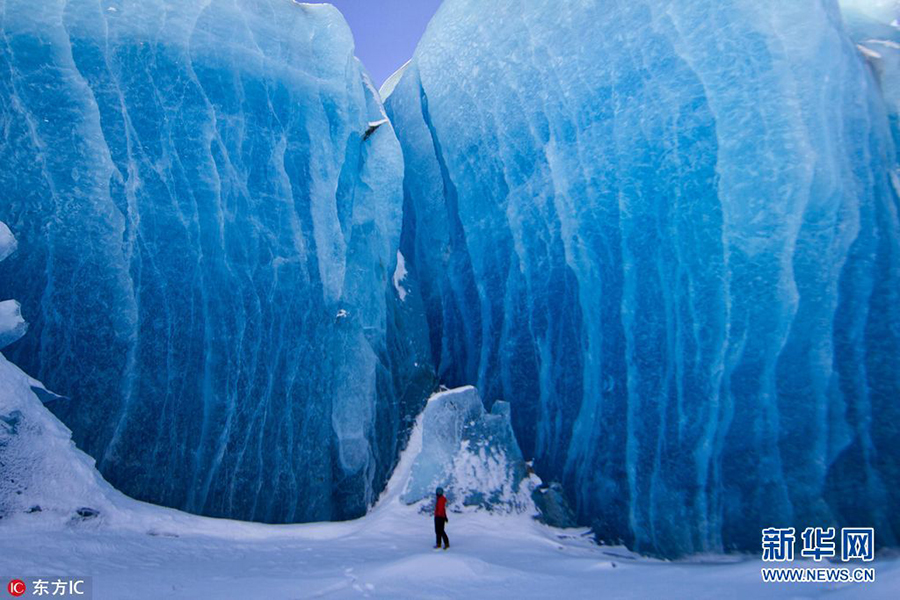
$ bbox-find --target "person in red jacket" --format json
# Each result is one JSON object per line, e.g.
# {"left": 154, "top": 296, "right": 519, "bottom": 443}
{"left": 433, "top": 487, "right": 449, "bottom": 550}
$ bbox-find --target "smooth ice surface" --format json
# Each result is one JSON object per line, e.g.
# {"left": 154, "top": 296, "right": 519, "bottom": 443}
{"left": 385, "top": 0, "right": 900, "bottom": 556}
{"left": 840, "top": 0, "right": 900, "bottom": 23}
{"left": 401, "top": 386, "right": 530, "bottom": 512}
{"left": 2, "top": 378, "right": 898, "bottom": 599}
{"left": 0, "top": 0, "right": 432, "bottom": 523}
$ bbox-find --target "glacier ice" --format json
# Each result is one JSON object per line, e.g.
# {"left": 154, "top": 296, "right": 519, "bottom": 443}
{"left": 0, "top": 300, "right": 27, "bottom": 350}
{"left": 0, "top": 1, "right": 433, "bottom": 523}
{"left": 402, "top": 386, "right": 530, "bottom": 513}
{"left": 0, "top": 224, "right": 26, "bottom": 349}
{"left": 840, "top": 0, "right": 900, "bottom": 25}
{"left": 1, "top": 218, "right": 111, "bottom": 523}
{"left": 844, "top": 1, "right": 900, "bottom": 159}
{"left": 0, "top": 221, "right": 16, "bottom": 262}
{"left": 385, "top": 0, "right": 900, "bottom": 555}
{"left": 531, "top": 482, "right": 577, "bottom": 529}
{"left": 1, "top": 0, "right": 899, "bottom": 560}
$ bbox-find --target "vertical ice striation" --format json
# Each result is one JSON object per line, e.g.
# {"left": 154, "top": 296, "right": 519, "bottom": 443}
{"left": 385, "top": 0, "right": 900, "bottom": 555}
{"left": 0, "top": 0, "right": 433, "bottom": 522}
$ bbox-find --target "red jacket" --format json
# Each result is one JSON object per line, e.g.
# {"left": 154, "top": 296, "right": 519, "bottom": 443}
{"left": 435, "top": 495, "right": 447, "bottom": 518}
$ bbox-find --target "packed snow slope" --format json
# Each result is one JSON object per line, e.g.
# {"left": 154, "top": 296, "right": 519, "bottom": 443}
{"left": 3, "top": 369, "right": 899, "bottom": 600}
{"left": 0, "top": 0, "right": 433, "bottom": 524}
{"left": 384, "top": 0, "right": 900, "bottom": 557}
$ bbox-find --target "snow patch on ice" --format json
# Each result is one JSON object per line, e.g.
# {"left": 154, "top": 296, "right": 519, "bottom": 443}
{"left": 379, "top": 59, "right": 411, "bottom": 100}
{"left": 393, "top": 250, "right": 409, "bottom": 301}
{"left": 859, "top": 43, "right": 884, "bottom": 60}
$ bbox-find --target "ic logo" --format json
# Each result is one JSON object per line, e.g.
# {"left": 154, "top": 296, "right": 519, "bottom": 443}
{"left": 7, "top": 579, "right": 26, "bottom": 597}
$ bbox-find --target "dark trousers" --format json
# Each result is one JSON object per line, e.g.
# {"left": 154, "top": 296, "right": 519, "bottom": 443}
{"left": 434, "top": 516, "right": 449, "bottom": 547}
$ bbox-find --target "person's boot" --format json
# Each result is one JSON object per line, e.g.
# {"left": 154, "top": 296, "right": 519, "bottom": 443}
{"left": 443, "top": 543, "right": 449, "bottom": 550}
{"left": 433, "top": 544, "right": 442, "bottom": 550}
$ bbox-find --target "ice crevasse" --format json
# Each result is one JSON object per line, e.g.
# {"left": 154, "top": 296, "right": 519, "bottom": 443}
{"left": 383, "top": 0, "right": 900, "bottom": 556}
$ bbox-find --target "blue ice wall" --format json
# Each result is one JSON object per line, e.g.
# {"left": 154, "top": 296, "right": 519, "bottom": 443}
{"left": 0, "top": 0, "right": 433, "bottom": 522}
{"left": 384, "top": 0, "right": 900, "bottom": 556}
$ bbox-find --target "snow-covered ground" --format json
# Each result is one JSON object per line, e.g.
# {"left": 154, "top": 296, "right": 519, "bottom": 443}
{"left": 0, "top": 371, "right": 897, "bottom": 599}
{"left": 6, "top": 512, "right": 896, "bottom": 600}
{"left": 5, "top": 509, "right": 900, "bottom": 600}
